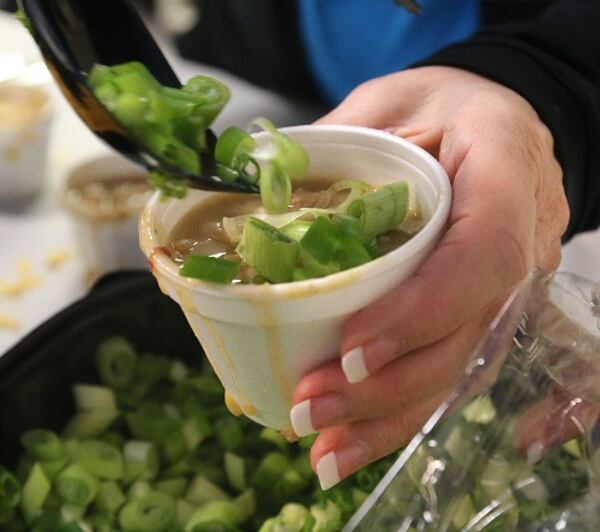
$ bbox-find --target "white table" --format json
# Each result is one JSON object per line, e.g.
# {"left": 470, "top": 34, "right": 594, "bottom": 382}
{"left": 1, "top": 12, "right": 599, "bottom": 355}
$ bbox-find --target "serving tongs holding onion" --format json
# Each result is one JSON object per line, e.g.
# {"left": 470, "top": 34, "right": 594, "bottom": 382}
{"left": 17, "top": 0, "right": 259, "bottom": 194}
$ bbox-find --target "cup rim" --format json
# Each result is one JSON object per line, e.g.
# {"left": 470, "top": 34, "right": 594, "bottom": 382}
{"left": 140, "top": 124, "right": 451, "bottom": 301}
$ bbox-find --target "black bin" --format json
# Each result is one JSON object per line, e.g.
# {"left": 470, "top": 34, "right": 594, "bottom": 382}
{"left": 0, "top": 272, "right": 200, "bottom": 468}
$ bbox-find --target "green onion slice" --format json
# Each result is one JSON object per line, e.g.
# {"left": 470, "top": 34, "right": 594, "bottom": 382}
{"left": 20, "top": 430, "right": 64, "bottom": 462}
{"left": 56, "top": 464, "right": 99, "bottom": 506}
{"left": 237, "top": 217, "right": 298, "bottom": 283}
{"left": 76, "top": 440, "right": 124, "bottom": 480}
{"left": 215, "top": 127, "right": 256, "bottom": 168}
{"left": 96, "top": 337, "right": 138, "bottom": 389}
{"left": 259, "top": 161, "right": 292, "bottom": 214}
{"left": 251, "top": 118, "right": 309, "bottom": 179}
{"left": 0, "top": 467, "right": 20, "bottom": 508}
{"left": 346, "top": 181, "right": 410, "bottom": 238}
{"left": 179, "top": 256, "right": 240, "bottom": 284}
{"left": 118, "top": 492, "right": 176, "bottom": 532}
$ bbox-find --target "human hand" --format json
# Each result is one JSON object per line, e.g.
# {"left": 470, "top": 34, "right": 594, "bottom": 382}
{"left": 289, "top": 66, "right": 570, "bottom": 489}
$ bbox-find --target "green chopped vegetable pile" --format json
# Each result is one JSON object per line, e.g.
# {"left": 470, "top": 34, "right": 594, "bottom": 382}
{"left": 0, "top": 337, "right": 395, "bottom": 531}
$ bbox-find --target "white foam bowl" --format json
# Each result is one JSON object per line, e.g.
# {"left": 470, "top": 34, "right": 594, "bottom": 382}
{"left": 140, "top": 125, "right": 451, "bottom": 431}
{"left": 59, "top": 155, "right": 150, "bottom": 283}
{"left": 0, "top": 84, "right": 52, "bottom": 202}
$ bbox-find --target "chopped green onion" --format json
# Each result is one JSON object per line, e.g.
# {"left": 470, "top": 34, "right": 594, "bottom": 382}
{"left": 330, "top": 180, "right": 373, "bottom": 210}
{"left": 259, "top": 428, "right": 288, "bottom": 451}
{"left": 182, "top": 413, "right": 212, "bottom": 450}
{"left": 99, "top": 431, "right": 126, "bottom": 450}
{"left": 310, "top": 501, "right": 343, "bottom": 531}
{"left": 73, "top": 385, "right": 118, "bottom": 412}
{"left": 292, "top": 267, "right": 312, "bottom": 282}
{"left": 259, "top": 161, "right": 292, "bottom": 213}
{"left": 280, "top": 220, "right": 313, "bottom": 241}
{"left": 0, "top": 467, "right": 20, "bottom": 509}
{"left": 20, "top": 430, "right": 64, "bottom": 462}
{"left": 186, "top": 476, "right": 228, "bottom": 506}
{"left": 76, "top": 440, "right": 124, "bottom": 480}
{"left": 251, "top": 118, "right": 309, "bottom": 179}
{"left": 185, "top": 500, "right": 243, "bottom": 531}
{"left": 346, "top": 181, "right": 410, "bottom": 238}
{"left": 215, "top": 163, "right": 240, "bottom": 183}
{"left": 143, "top": 129, "right": 201, "bottom": 176}
{"left": 20, "top": 463, "right": 50, "bottom": 523}
{"left": 63, "top": 410, "right": 119, "bottom": 439}
{"left": 235, "top": 490, "right": 256, "bottom": 522}
{"left": 265, "top": 503, "right": 314, "bottom": 531}
{"left": 148, "top": 170, "right": 189, "bottom": 201}
{"left": 214, "top": 418, "right": 244, "bottom": 453}
{"left": 251, "top": 453, "right": 290, "bottom": 492}
{"left": 179, "top": 255, "right": 240, "bottom": 284}
{"left": 39, "top": 457, "right": 68, "bottom": 481}
{"left": 96, "top": 337, "right": 138, "bottom": 389}
{"left": 177, "top": 498, "right": 196, "bottom": 527}
{"left": 155, "top": 478, "right": 188, "bottom": 499}
{"left": 113, "top": 92, "right": 147, "bottom": 127}
{"left": 169, "top": 361, "right": 189, "bottom": 383}
{"left": 128, "top": 480, "right": 152, "bottom": 500}
{"left": 237, "top": 217, "right": 298, "bottom": 283}
{"left": 56, "top": 522, "right": 85, "bottom": 532}
{"left": 161, "top": 430, "right": 188, "bottom": 464}
{"left": 183, "top": 75, "right": 230, "bottom": 126}
{"left": 56, "top": 463, "right": 99, "bottom": 506}
{"left": 96, "top": 480, "right": 126, "bottom": 513}
{"left": 59, "top": 503, "right": 86, "bottom": 524}
{"left": 215, "top": 127, "right": 256, "bottom": 168}
{"left": 273, "top": 468, "right": 308, "bottom": 500}
{"left": 123, "top": 441, "right": 160, "bottom": 484}
{"left": 118, "top": 492, "right": 176, "bottom": 532}
{"left": 298, "top": 217, "right": 342, "bottom": 278}
{"left": 224, "top": 452, "right": 245, "bottom": 492}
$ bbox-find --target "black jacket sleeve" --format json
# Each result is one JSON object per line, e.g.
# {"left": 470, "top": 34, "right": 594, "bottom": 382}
{"left": 416, "top": 0, "right": 600, "bottom": 240}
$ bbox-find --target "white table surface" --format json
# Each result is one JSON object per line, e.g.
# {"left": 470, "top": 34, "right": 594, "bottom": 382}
{"left": 1, "top": 11, "right": 599, "bottom": 355}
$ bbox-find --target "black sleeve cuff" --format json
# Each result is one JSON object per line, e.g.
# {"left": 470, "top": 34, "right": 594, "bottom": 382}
{"left": 414, "top": 36, "right": 600, "bottom": 240}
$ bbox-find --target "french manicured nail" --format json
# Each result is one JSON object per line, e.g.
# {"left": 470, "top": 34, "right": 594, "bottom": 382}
{"left": 316, "top": 451, "right": 340, "bottom": 490}
{"left": 290, "top": 399, "right": 315, "bottom": 437}
{"left": 341, "top": 347, "right": 368, "bottom": 383}
{"left": 291, "top": 395, "right": 346, "bottom": 436}
{"left": 316, "top": 444, "right": 370, "bottom": 490}
{"left": 526, "top": 441, "right": 545, "bottom": 465}
{"left": 342, "top": 337, "right": 401, "bottom": 383}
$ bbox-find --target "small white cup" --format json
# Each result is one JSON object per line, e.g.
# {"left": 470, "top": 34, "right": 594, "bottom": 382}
{"left": 60, "top": 155, "right": 151, "bottom": 283}
{"left": 140, "top": 125, "right": 452, "bottom": 431}
{"left": 0, "top": 84, "right": 52, "bottom": 202}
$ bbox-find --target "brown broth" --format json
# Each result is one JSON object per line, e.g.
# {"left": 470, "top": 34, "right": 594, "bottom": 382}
{"left": 169, "top": 179, "right": 421, "bottom": 283}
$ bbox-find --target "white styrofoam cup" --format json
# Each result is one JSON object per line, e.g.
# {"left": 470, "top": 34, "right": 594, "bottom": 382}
{"left": 140, "top": 125, "right": 452, "bottom": 431}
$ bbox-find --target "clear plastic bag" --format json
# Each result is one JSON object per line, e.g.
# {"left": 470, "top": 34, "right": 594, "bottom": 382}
{"left": 345, "top": 271, "right": 600, "bottom": 531}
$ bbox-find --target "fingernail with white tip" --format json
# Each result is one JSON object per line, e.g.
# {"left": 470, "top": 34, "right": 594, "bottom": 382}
{"left": 526, "top": 441, "right": 545, "bottom": 465}
{"left": 316, "top": 451, "right": 341, "bottom": 490}
{"left": 341, "top": 347, "right": 369, "bottom": 383}
{"left": 290, "top": 399, "right": 315, "bottom": 437}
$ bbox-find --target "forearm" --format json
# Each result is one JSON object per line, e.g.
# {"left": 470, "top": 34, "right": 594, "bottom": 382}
{"left": 416, "top": 0, "right": 600, "bottom": 240}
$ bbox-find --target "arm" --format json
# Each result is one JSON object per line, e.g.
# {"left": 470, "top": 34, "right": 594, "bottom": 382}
{"left": 416, "top": 0, "right": 600, "bottom": 239}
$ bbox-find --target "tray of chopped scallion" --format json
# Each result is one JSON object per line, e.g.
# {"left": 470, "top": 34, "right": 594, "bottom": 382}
{"left": 0, "top": 272, "right": 395, "bottom": 532}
